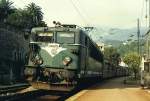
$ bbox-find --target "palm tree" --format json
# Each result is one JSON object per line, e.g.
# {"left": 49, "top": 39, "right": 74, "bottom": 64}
{"left": 26, "top": 3, "right": 43, "bottom": 27}
{"left": 7, "top": 3, "right": 46, "bottom": 30}
{"left": 6, "top": 9, "right": 26, "bottom": 29}
{"left": 0, "top": 0, "right": 14, "bottom": 23}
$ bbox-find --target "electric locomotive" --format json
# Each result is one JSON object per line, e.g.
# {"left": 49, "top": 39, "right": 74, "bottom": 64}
{"left": 25, "top": 24, "right": 104, "bottom": 90}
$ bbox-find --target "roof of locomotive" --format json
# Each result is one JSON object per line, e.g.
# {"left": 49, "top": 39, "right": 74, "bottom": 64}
{"left": 31, "top": 25, "right": 83, "bottom": 34}
{"left": 31, "top": 25, "right": 102, "bottom": 54}
{"left": 31, "top": 26, "right": 102, "bottom": 52}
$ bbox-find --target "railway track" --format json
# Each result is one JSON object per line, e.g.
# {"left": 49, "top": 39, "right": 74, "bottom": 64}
{"left": 0, "top": 85, "right": 72, "bottom": 101}
{"left": 0, "top": 83, "right": 30, "bottom": 95}
{"left": 0, "top": 81, "right": 91, "bottom": 101}
{"left": 0, "top": 89, "right": 43, "bottom": 101}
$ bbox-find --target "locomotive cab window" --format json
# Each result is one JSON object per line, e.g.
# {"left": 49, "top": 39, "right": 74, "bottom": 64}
{"left": 31, "top": 32, "right": 53, "bottom": 43}
{"left": 56, "top": 32, "right": 75, "bottom": 44}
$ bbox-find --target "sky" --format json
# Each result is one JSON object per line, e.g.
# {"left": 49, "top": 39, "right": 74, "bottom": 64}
{"left": 11, "top": 0, "right": 144, "bottom": 29}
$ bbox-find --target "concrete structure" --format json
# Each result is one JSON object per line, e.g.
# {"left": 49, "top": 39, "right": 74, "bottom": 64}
{"left": 97, "top": 42, "right": 104, "bottom": 53}
{"left": 140, "top": 29, "right": 150, "bottom": 87}
{"left": 145, "top": 29, "right": 150, "bottom": 60}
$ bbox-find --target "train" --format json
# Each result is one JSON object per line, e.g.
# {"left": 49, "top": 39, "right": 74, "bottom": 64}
{"left": 25, "top": 24, "right": 128, "bottom": 90}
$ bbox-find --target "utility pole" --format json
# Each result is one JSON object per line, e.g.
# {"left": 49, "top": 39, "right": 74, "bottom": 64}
{"left": 137, "top": 18, "right": 143, "bottom": 86}
{"left": 137, "top": 19, "right": 140, "bottom": 55}
{"left": 146, "top": 0, "right": 148, "bottom": 27}
{"left": 149, "top": 0, "right": 150, "bottom": 28}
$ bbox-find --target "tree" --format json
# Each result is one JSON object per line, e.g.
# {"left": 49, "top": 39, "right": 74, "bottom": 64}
{"left": 123, "top": 52, "right": 141, "bottom": 79}
{"left": 118, "top": 39, "right": 146, "bottom": 57}
{"left": 6, "top": 9, "right": 32, "bottom": 30}
{"left": 0, "top": 0, "right": 14, "bottom": 23}
{"left": 104, "top": 47, "right": 117, "bottom": 59}
{"left": 26, "top": 2, "right": 43, "bottom": 28}
{"left": 6, "top": 9, "right": 24, "bottom": 29}
{"left": 104, "top": 47, "right": 121, "bottom": 66}
{"left": 6, "top": 2, "right": 47, "bottom": 31}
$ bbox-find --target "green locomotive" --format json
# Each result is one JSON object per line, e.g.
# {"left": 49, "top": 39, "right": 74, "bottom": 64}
{"left": 25, "top": 24, "right": 104, "bottom": 90}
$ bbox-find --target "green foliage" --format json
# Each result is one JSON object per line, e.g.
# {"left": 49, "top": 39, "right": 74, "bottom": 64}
{"left": 123, "top": 52, "right": 141, "bottom": 79}
{"left": 1, "top": 1, "right": 47, "bottom": 31}
{"left": 6, "top": 9, "right": 28, "bottom": 29}
{"left": 118, "top": 40, "right": 146, "bottom": 57}
{"left": 118, "top": 41, "right": 137, "bottom": 56}
{"left": 104, "top": 47, "right": 117, "bottom": 58}
{"left": 104, "top": 47, "right": 120, "bottom": 65}
{"left": 26, "top": 3, "right": 43, "bottom": 26}
{"left": 0, "top": 0, "right": 14, "bottom": 23}
{"left": 123, "top": 52, "right": 141, "bottom": 68}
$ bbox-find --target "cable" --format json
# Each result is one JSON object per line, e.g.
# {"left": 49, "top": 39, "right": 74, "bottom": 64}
{"left": 74, "top": 0, "right": 92, "bottom": 26}
{"left": 145, "top": 0, "right": 148, "bottom": 27}
{"left": 68, "top": 0, "right": 89, "bottom": 26}
{"left": 140, "top": 0, "right": 145, "bottom": 23}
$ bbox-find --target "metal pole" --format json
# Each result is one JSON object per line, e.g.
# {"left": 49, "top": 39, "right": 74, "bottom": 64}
{"left": 137, "top": 19, "right": 140, "bottom": 55}
{"left": 149, "top": 0, "right": 150, "bottom": 28}
{"left": 137, "top": 18, "right": 145, "bottom": 87}
{"left": 146, "top": 0, "right": 148, "bottom": 27}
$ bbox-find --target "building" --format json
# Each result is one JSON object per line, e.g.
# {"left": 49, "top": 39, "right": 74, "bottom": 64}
{"left": 140, "top": 29, "right": 150, "bottom": 87}
{"left": 97, "top": 42, "right": 104, "bottom": 53}
{"left": 145, "top": 29, "right": 150, "bottom": 60}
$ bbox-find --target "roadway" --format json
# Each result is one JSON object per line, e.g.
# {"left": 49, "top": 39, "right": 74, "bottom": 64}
{"left": 66, "top": 77, "right": 150, "bottom": 101}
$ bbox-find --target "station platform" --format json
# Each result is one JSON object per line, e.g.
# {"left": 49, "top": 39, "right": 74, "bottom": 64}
{"left": 66, "top": 77, "right": 150, "bottom": 101}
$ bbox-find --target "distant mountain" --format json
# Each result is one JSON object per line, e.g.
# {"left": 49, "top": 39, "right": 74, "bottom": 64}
{"left": 103, "top": 39, "right": 122, "bottom": 47}
{"left": 103, "top": 27, "right": 147, "bottom": 41}
{"left": 88, "top": 26, "right": 148, "bottom": 46}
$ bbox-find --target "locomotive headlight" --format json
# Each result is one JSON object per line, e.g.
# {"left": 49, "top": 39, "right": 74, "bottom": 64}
{"left": 33, "top": 55, "right": 43, "bottom": 65}
{"left": 63, "top": 57, "right": 72, "bottom": 66}
{"left": 37, "top": 59, "right": 43, "bottom": 65}
{"left": 35, "top": 55, "right": 40, "bottom": 60}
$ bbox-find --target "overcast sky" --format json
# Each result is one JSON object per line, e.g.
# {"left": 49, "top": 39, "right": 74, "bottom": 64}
{"left": 11, "top": 0, "right": 144, "bottom": 28}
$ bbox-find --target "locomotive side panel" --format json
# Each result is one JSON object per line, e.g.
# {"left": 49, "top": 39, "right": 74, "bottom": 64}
{"left": 78, "top": 30, "right": 104, "bottom": 80}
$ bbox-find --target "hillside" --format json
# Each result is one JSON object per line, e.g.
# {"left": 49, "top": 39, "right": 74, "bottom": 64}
{"left": 88, "top": 26, "right": 148, "bottom": 47}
